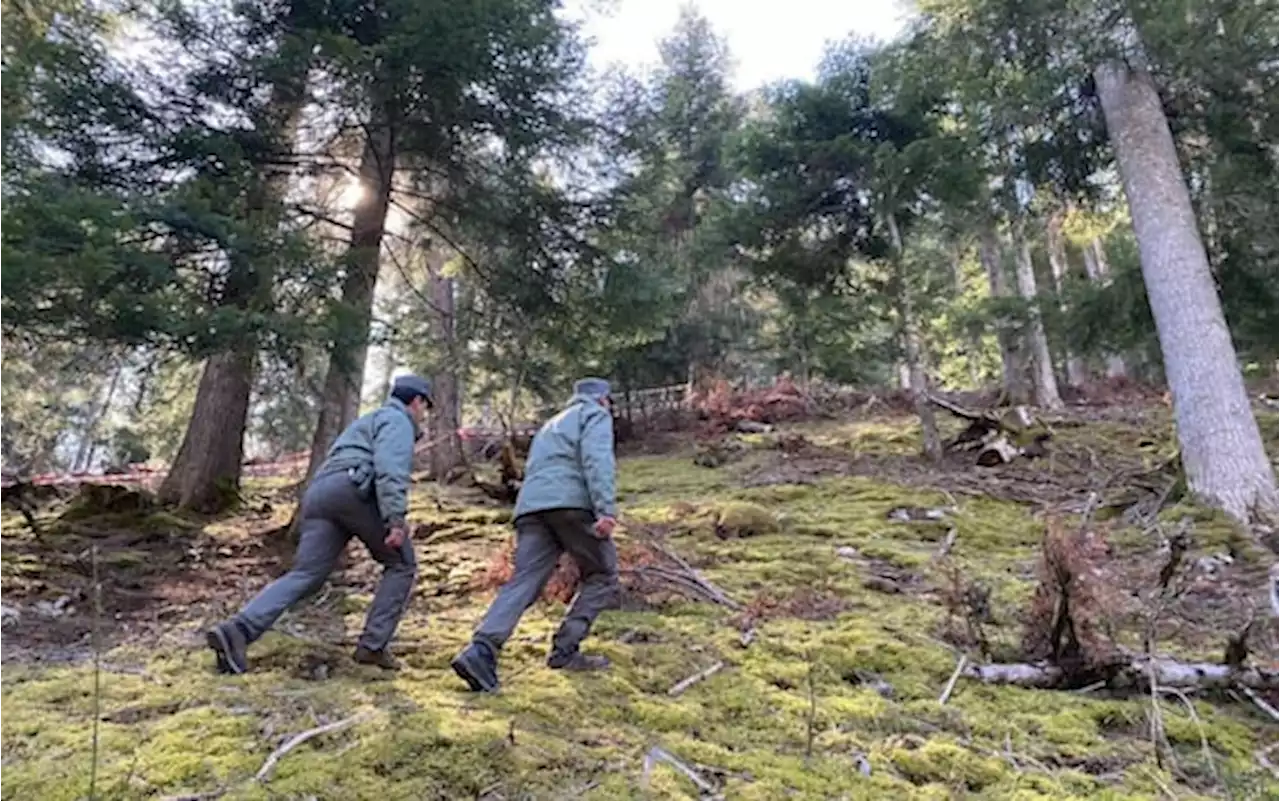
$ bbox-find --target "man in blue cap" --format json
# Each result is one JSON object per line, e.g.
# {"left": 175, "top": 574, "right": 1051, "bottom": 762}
{"left": 451, "top": 377, "right": 620, "bottom": 692}
{"left": 206, "top": 374, "right": 433, "bottom": 673}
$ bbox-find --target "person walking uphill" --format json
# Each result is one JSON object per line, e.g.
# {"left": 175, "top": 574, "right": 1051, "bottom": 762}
{"left": 451, "top": 377, "right": 621, "bottom": 692}
{"left": 206, "top": 375, "right": 432, "bottom": 674}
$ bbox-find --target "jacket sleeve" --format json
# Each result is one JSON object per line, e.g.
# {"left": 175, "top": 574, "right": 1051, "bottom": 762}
{"left": 578, "top": 404, "right": 617, "bottom": 519}
{"left": 372, "top": 410, "right": 415, "bottom": 526}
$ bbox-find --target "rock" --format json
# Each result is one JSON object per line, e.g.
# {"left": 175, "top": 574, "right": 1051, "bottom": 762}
{"left": 1, "top": 604, "right": 20, "bottom": 627}
{"left": 836, "top": 546, "right": 859, "bottom": 561}
{"left": 862, "top": 576, "right": 901, "bottom": 594}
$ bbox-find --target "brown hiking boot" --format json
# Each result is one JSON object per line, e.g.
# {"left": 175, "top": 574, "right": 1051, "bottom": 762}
{"left": 547, "top": 650, "right": 610, "bottom": 671}
{"left": 353, "top": 646, "right": 401, "bottom": 671}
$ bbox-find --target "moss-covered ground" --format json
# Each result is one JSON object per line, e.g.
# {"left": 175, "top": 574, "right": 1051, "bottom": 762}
{"left": 3, "top": 407, "right": 1277, "bottom": 800}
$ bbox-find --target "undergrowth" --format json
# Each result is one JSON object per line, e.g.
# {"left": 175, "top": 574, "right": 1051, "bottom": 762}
{"left": 2, "top": 411, "right": 1277, "bottom": 800}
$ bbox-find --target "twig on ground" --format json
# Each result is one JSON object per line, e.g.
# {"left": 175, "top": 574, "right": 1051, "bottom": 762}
{"left": 642, "top": 746, "right": 715, "bottom": 794}
{"left": 1238, "top": 685, "right": 1280, "bottom": 722}
{"left": 1158, "top": 686, "right": 1219, "bottom": 784}
{"left": 939, "top": 654, "right": 968, "bottom": 705}
{"left": 668, "top": 661, "right": 725, "bottom": 697}
{"left": 934, "top": 527, "right": 958, "bottom": 560}
{"left": 255, "top": 712, "right": 372, "bottom": 783}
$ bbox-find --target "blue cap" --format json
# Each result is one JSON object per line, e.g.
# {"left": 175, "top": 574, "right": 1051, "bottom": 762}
{"left": 573, "top": 377, "right": 611, "bottom": 399}
{"left": 392, "top": 374, "right": 433, "bottom": 407}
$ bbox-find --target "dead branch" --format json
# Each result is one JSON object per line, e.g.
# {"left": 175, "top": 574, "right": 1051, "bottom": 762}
{"left": 255, "top": 713, "right": 371, "bottom": 783}
{"left": 934, "top": 527, "right": 958, "bottom": 560}
{"left": 642, "top": 746, "right": 716, "bottom": 795}
{"left": 668, "top": 661, "right": 725, "bottom": 697}
{"left": 964, "top": 657, "right": 1279, "bottom": 692}
{"left": 1238, "top": 685, "right": 1280, "bottom": 722}
{"left": 938, "top": 654, "right": 968, "bottom": 705}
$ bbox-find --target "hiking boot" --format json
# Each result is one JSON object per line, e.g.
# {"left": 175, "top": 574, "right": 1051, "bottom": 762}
{"left": 206, "top": 621, "right": 248, "bottom": 675}
{"left": 353, "top": 646, "right": 401, "bottom": 671}
{"left": 451, "top": 642, "right": 499, "bottom": 693}
{"left": 547, "top": 650, "right": 610, "bottom": 671}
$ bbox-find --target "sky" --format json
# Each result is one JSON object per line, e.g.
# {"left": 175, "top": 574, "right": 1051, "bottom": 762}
{"left": 568, "top": 0, "right": 913, "bottom": 91}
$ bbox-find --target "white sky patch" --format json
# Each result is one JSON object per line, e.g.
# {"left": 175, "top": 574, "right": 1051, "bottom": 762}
{"left": 568, "top": 0, "right": 912, "bottom": 90}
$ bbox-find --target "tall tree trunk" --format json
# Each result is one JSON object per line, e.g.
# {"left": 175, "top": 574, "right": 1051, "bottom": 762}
{"left": 886, "top": 212, "right": 941, "bottom": 461}
{"left": 424, "top": 240, "right": 464, "bottom": 478}
{"left": 979, "top": 226, "right": 1031, "bottom": 404}
{"left": 951, "top": 249, "right": 982, "bottom": 389}
{"left": 304, "top": 113, "right": 396, "bottom": 480}
{"left": 74, "top": 356, "right": 123, "bottom": 472}
{"left": 1012, "top": 224, "right": 1064, "bottom": 410}
{"left": 1046, "top": 213, "right": 1087, "bottom": 388}
{"left": 160, "top": 61, "right": 308, "bottom": 510}
{"left": 1095, "top": 58, "right": 1276, "bottom": 522}
{"left": 1080, "top": 238, "right": 1129, "bottom": 378}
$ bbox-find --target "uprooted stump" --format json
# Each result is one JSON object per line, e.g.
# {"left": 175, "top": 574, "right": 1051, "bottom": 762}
{"left": 928, "top": 394, "right": 1052, "bottom": 466}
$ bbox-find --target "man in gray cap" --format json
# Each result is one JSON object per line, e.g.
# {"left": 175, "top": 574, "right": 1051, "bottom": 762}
{"left": 451, "top": 377, "right": 619, "bottom": 692}
{"left": 206, "top": 374, "right": 433, "bottom": 673}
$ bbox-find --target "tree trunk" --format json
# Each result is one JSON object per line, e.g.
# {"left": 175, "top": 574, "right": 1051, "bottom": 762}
{"left": 304, "top": 113, "right": 397, "bottom": 480}
{"left": 1013, "top": 225, "right": 1064, "bottom": 410}
{"left": 950, "top": 251, "right": 982, "bottom": 389}
{"left": 1046, "top": 213, "right": 1087, "bottom": 388}
{"left": 425, "top": 240, "right": 464, "bottom": 479}
{"left": 1095, "top": 58, "right": 1277, "bottom": 522}
{"left": 979, "top": 226, "right": 1031, "bottom": 404}
{"left": 160, "top": 60, "right": 308, "bottom": 510}
{"left": 886, "top": 212, "right": 942, "bottom": 462}
{"left": 159, "top": 350, "right": 256, "bottom": 510}
{"left": 1080, "top": 238, "right": 1129, "bottom": 378}
{"left": 74, "top": 356, "right": 123, "bottom": 472}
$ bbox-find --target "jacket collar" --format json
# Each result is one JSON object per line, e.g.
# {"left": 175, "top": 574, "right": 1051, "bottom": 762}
{"left": 384, "top": 397, "right": 422, "bottom": 440}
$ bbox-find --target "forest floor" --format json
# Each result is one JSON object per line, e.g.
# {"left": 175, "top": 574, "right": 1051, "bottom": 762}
{"left": 2, "top": 401, "right": 1278, "bottom": 800}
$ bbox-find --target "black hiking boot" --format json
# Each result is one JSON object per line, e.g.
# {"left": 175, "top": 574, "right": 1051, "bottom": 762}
{"left": 547, "top": 650, "right": 610, "bottom": 671}
{"left": 206, "top": 621, "right": 248, "bottom": 675}
{"left": 451, "top": 642, "right": 500, "bottom": 693}
{"left": 353, "top": 646, "right": 401, "bottom": 671}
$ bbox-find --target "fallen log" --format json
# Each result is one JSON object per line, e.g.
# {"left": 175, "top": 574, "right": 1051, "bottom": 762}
{"left": 965, "top": 658, "right": 1278, "bottom": 692}
{"left": 928, "top": 395, "right": 1052, "bottom": 465}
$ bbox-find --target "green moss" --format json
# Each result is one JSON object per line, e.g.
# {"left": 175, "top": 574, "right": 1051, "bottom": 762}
{"left": 4, "top": 413, "right": 1276, "bottom": 799}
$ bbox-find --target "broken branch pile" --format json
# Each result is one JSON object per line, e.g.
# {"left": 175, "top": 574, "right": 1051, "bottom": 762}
{"left": 928, "top": 394, "right": 1052, "bottom": 466}
{"left": 689, "top": 376, "right": 813, "bottom": 434}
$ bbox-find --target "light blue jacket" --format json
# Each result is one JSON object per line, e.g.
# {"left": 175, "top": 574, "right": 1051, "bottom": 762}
{"left": 318, "top": 398, "right": 418, "bottom": 527}
{"left": 514, "top": 394, "right": 616, "bottom": 520}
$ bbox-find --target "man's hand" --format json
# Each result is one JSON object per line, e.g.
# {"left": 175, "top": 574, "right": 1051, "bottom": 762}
{"left": 593, "top": 515, "right": 617, "bottom": 539}
{"left": 384, "top": 523, "right": 409, "bottom": 549}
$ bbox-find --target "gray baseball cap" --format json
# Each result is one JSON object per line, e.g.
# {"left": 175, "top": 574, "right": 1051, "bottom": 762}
{"left": 573, "top": 377, "right": 611, "bottom": 400}
{"left": 392, "top": 374, "right": 433, "bottom": 407}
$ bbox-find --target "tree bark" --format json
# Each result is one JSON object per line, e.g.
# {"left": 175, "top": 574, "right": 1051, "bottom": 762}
{"left": 424, "top": 240, "right": 464, "bottom": 479}
{"left": 951, "top": 250, "right": 982, "bottom": 389}
{"left": 1095, "top": 58, "right": 1277, "bottom": 523}
{"left": 160, "top": 54, "right": 308, "bottom": 510}
{"left": 1080, "top": 238, "right": 1129, "bottom": 378}
{"left": 979, "top": 226, "right": 1031, "bottom": 404}
{"left": 1012, "top": 224, "right": 1064, "bottom": 410}
{"left": 304, "top": 112, "right": 396, "bottom": 480}
{"left": 1045, "top": 213, "right": 1087, "bottom": 387}
{"left": 886, "top": 212, "right": 941, "bottom": 462}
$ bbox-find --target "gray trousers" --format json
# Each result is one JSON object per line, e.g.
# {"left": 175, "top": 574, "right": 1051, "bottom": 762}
{"left": 235, "top": 471, "right": 417, "bottom": 651}
{"left": 474, "top": 508, "right": 619, "bottom": 657}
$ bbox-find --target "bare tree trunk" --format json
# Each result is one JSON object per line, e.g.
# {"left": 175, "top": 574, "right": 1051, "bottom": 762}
{"left": 1095, "top": 58, "right": 1277, "bottom": 522}
{"left": 951, "top": 250, "right": 982, "bottom": 389}
{"left": 1046, "top": 213, "right": 1087, "bottom": 388}
{"left": 160, "top": 60, "right": 308, "bottom": 510}
{"left": 425, "top": 240, "right": 464, "bottom": 478}
{"left": 304, "top": 113, "right": 396, "bottom": 480}
{"left": 886, "top": 212, "right": 942, "bottom": 461}
{"left": 1013, "top": 224, "right": 1064, "bottom": 410}
{"left": 979, "top": 226, "right": 1031, "bottom": 404}
{"left": 1080, "top": 238, "right": 1129, "bottom": 378}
